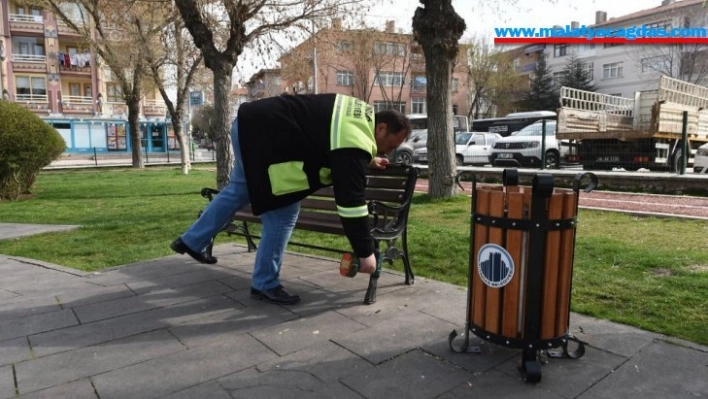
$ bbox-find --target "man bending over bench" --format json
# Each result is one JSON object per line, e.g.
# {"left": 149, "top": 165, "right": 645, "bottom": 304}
{"left": 171, "top": 93, "right": 411, "bottom": 305}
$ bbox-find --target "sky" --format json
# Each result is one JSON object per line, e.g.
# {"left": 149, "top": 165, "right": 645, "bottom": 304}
{"left": 234, "top": 0, "right": 679, "bottom": 83}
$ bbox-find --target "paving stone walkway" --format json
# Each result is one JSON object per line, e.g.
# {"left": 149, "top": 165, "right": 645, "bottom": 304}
{"left": 0, "top": 224, "right": 706, "bottom": 398}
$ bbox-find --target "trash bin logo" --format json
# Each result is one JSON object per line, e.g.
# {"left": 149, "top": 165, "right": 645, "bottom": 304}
{"left": 477, "top": 244, "right": 515, "bottom": 288}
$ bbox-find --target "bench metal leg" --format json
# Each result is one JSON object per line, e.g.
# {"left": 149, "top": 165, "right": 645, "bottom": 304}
{"left": 402, "top": 229, "right": 415, "bottom": 285}
{"left": 240, "top": 221, "right": 258, "bottom": 252}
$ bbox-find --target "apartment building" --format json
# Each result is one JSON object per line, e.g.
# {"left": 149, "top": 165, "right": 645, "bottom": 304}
{"left": 513, "top": 0, "right": 708, "bottom": 101}
{"left": 0, "top": 0, "right": 171, "bottom": 154}
{"left": 246, "top": 20, "right": 470, "bottom": 117}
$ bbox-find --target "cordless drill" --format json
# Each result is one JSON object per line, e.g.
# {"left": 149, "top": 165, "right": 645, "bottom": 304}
{"left": 339, "top": 251, "right": 381, "bottom": 277}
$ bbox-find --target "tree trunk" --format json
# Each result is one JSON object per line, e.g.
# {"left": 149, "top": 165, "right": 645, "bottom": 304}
{"left": 426, "top": 57, "right": 456, "bottom": 198}
{"left": 171, "top": 114, "right": 191, "bottom": 175}
{"left": 212, "top": 65, "right": 234, "bottom": 189}
{"left": 128, "top": 98, "right": 143, "bottom": 168}
{"left": 412, "top": 0, "right": 466, "bottom": 199}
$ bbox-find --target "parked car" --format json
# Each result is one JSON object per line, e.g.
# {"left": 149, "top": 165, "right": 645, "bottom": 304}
{"left": 413, "top": 132, "right": 501, "bottom": 166}
{"left": 489, "top": 120, "right": 568, "bottom": 169}
{"left": 694, "top": 142, "right": 708, "bottom": 174}
{"left": 393, "top": 129, "right": 427, "bottom": 164}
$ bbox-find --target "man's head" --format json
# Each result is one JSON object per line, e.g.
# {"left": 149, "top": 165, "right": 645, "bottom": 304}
{"left": 373, "top": 109, "right": 411, "bottom": 156}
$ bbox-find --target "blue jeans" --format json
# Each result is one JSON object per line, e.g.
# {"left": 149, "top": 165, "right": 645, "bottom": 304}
{"left": 180, "top": 119, "right": 301, "bottom": 291}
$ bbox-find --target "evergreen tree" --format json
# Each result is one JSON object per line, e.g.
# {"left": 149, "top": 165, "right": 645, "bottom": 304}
{"left": 560, "top": 53, "right": 595, "bottom": 91}
{"left": 524, "top": 51, "right": 559, "bottom": 112}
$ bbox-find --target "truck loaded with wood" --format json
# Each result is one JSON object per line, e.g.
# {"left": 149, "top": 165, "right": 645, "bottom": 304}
{"left": 557, "top": 75, "right": 708, "bottom": 172}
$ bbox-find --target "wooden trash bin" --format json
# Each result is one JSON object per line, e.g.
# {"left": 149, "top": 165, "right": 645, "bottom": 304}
{"left": 450, "top": 169, "right": 598, "bottom": 383}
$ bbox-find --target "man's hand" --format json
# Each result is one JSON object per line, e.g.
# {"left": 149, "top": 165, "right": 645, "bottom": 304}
{"left": 358, "top": 254, "right": 377, "bottom": 274}
{"left": 369, "top": 156, "right": 389, "bottom": 170}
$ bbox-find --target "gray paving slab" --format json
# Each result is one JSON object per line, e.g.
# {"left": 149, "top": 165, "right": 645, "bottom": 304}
{"left": 169, "top": 293, "right": 298, "bottom": 347}
{"left": 495, "top": 345, "right": 629, "bottom": 397}
{"left": 333, "top": 311, "right": 458, "bottom": 365}
{"left": 55, "top": 284, "right": 136, "bottom": 308}
{"left": 340, "top": 349, "right": 471, "bottom": 399}
{"left": 72, "top": 280, "right": 233, "bottom": 323}
{"left": 16, "top": 379, "right": 97, "bottom": 399}
{"left": 569, "top": 313, "right": 663, "bottom": 358}
{"left": 578, "top": 340, "right": 708, "bottom": 398}
{"left": 0, "top": 336, "right": 32, "bottom": 367}
{"left": 159, "top": 381, "right": 232, "bottom": 399}
{"left": 422, "top": 334, "right": 518, "bottom": 373}
{"left": 255, "top": 340, "right": 375, "bottom": 383}
{"left": 0, "top": 365, "right": 14, "bottom": 399}
{"left": 0, "top": 294, "right": 62, "bottom": 322}
{"left": 29, "top": 294, "right": 237, "bottom": 357}
{"left": 0, "top": 308, "right": 78, "bottom": 342}
{"left": 439, "top": 369, "right": 564, "bottom": 399}
{"left": 251, "top": 310, "right": 368, "bottom": 356}
{"left": 0, "top": 223, "right": 80, "bottom": 241}
{"left": 16, "top": 329, "right": 184, "bottom": 395}
{"left": 91, "top": 333, "right": 278, "bottom": 399}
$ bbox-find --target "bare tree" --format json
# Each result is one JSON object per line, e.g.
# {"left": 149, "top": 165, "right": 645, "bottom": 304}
{"left": 173, "top": 0, "right": 369, "bottom": 189}
{"left": 137, "top": 11, "right": 205, "bottom": 175}
{"left": 629, "top": 43, "right": 708, "bottom": 84}
{"left": 373, "top": 35, "right": 413, "bottom": 111}
{"left": 412, "top": 0, "right": 466, "bottom": 199}
{"left": 461, "top": 38, "right": 523, "bottom": 120}
{"left": 37, "top": 0, "right": 168, "bottom": 168}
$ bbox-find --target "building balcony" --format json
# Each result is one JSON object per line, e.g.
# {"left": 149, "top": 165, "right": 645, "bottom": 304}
{"left": 516, "top": 62, "right": 537, "bottom": 73}
{"left": 14, "top": 94, "right": 52, "bottom": 114}
{"left": 59, "top": 95, "right": 95, "bottom": 115}
{"left": 9, "top": 14, "right": 44, "bottom": 34}
{"left": 57, "top": 20, "right": 84, "bottom": 37}
{"left": 142, "top": 100, "right": 167, "bottom": 117}
{"left": 11, "top": 54, "right": 47, "bottom": 73}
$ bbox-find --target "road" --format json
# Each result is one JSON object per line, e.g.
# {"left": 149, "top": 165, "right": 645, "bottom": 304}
{"left": 415, "top": 179, "right": 708, "bottom": 220}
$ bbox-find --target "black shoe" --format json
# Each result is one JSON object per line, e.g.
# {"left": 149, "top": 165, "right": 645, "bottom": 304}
{"left": 170, "top": 238, "right": 217, "bottom": 264}
{"left": 251, "top": 285, "right": 301, "bottom": 305}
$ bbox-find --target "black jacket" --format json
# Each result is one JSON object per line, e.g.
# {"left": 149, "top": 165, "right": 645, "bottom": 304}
{"left": 237, "top": 93, "right": 377, "bottom": 257}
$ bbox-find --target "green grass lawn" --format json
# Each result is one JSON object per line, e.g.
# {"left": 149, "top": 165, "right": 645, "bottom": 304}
{"left": 1, "top": 167, "right": 707, "bottom": 345}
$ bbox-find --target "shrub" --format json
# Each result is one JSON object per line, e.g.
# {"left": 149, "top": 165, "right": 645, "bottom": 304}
{"left": 0, "top": 101, "right": 66, "bottom": 201}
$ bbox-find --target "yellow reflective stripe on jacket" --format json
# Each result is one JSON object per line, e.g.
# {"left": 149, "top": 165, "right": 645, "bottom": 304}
{"left": 330, "top": 94, "right": 376, "bottom": 156}
{"left": 337, "top": 204, "right": 369, "bottom": 218}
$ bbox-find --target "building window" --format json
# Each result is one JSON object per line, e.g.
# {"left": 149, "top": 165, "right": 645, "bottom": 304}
{"left": 646, "top": 20, "right": 671, "bottom": 30}
{"left": 15, "top": 75, "right": 47, "bottom": 101}
{"left": 374, "top": 72, "right": 404, "bottom": 87}
{"left": 411, "top": 75, "right": 426, "bottom": 92}
{"left": 553, "top": 44, "right": 568, "bottom": 57}
{"left": 337, "top": 40, "right": 353, "bottom": 53}
{"left": 603, "top": 62, "right": 624, "bottom": 79}
{"left": 451, "top": 78, "right": 460, "bottom": 93}
{"left": 641, "top": 55, "right": 669, "bottom": 73}
{"left": 373, "top": 101, "right": 405, "bottom": 113}
{"left": 582, "top": 62, "right": 594, "bottom": 80}
{"left": 374, "top": 42, "right": 406, "bottom": 56}
{"left": 107, "top": 83, "right": 123, "bottom": 102}
{"left": 552, "top": 71, "right": 565, "bottom": 88}
{"left": 336, "top": 71, "right": 354, "bottom": 86}
{"left": 84, "top": 83, "right": 92, "bottom": 97}
{"left": 69, "top": 83, "right": 81, "bottom": 96}
{"left": 411, "top": 98, "right": 426, "bottom": 114}
{"left": 11, "top": 36, "right": 45, "bottom": 61}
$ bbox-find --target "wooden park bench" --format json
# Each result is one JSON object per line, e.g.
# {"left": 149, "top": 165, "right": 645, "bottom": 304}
{"left": 200, "top": 163, "right": 419, "bottom": 303}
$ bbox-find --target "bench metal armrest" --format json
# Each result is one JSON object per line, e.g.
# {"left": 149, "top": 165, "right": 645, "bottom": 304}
{"left": 368, "top": 200, "right": 411, "bottom": 240}
{"left": 201, "top": 187, "right": 220, "bottom": 201}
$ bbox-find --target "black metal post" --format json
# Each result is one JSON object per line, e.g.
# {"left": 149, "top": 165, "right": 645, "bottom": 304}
{"left": 680, "top": 111, "right": 688, "bottom": 175}
{"left": 93, "top": 147, "right": 98, "bottom": 167}
{"left": 540, "top": 120, "right": 547, "bottom": 170}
